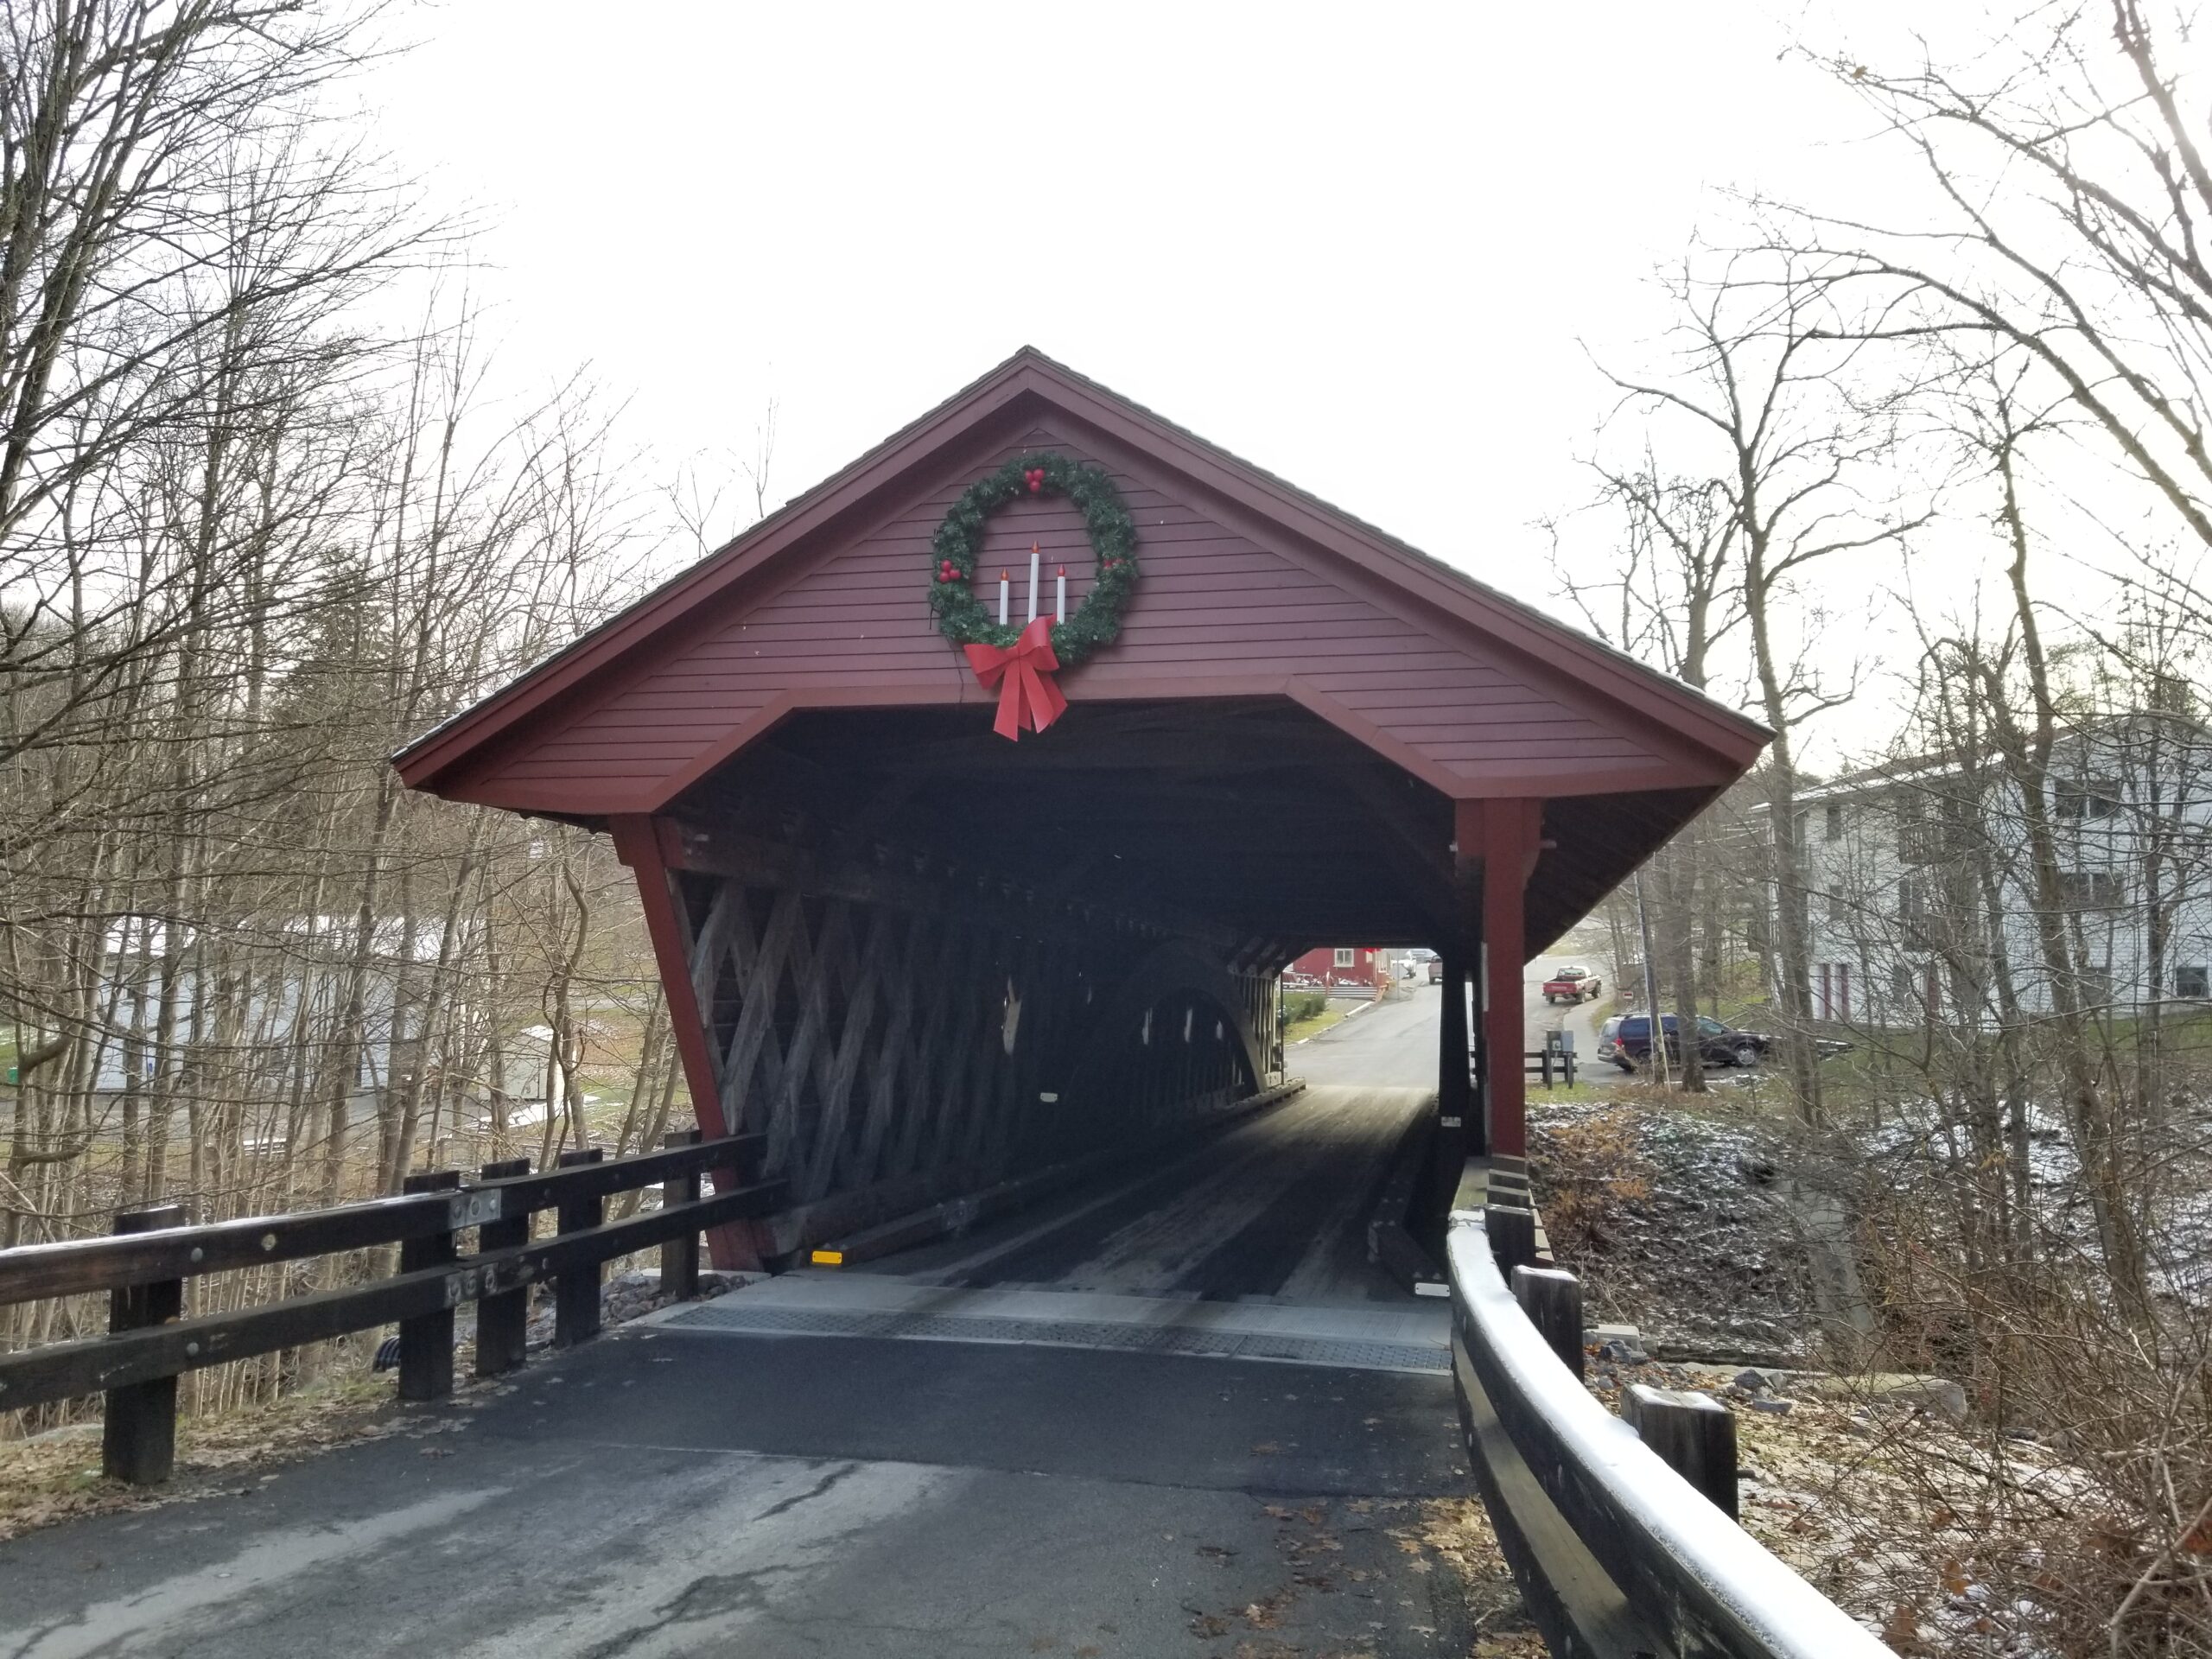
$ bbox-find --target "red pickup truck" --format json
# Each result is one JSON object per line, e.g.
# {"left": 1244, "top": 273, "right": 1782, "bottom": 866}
{"left": 1541, "top": 964, "right": 1603, "bottom": 1005}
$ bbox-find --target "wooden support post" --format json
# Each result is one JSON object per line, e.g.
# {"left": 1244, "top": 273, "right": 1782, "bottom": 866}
{"left": 660, "top": 1129, "right": 702, "bottom": 1300}
{"left": 1458, "top": 798, "right": 1541, "bottom": 1166}
{"left": 609, "top": 814, "right": 761, "bottom": 1273}
{"left": 474, "top": 1157, "right": 531, "bottom": 1377}
{"left": 1511, "top": 1264, "right": 1585, "bottom": 1380}
{"left": 1432, "top": 954, "right": 1471, "bottom": 1214}
{"left": 1487, "top": 1205, "right": 1538, "bottom": 1276}
{"left": 396, "top": 1171, "right": 461, "bottom": 1402}
{"left": 101, "top": 1203, "right": 187, "bottom": 1486}
{"left": 553, "top": 1147, "right": 606, "bottom": 1348}
{"left": 1622, "top": 1383, "right": 1738, "bottom": 1520}
{"left": 1437, "top": 954, "right": 1471, "bottom": 1128}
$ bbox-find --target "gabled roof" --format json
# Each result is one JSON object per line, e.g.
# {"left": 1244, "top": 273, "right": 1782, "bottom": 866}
{"left": 394, "top": 347, "right": 1766, "bottom": 802}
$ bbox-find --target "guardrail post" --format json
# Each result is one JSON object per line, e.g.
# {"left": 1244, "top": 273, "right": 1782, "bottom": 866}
{"left": 474, "top": 1156, "right": 531, "bottom": 1377}
{"left": 1622, "top": 1383, "right": 1738, "bottom": 1520}
{"left": 659, "top": 1129, "right": 702, "bottom": 1300}
{"left": 102, "top": 1203, "right": 188, "bottom": 1485}
{"left": 554, "top": 1147, "right": 605, "bottom": 1348}
{"left": 1486, "top": 1204, "right": 1537, "bottom": 1274}
{"left": 397, "top": 1171, "right": 461, "bottom": 1402}
{"left": 1511, "top": 1264, "right": 1584, "bottom": 1380}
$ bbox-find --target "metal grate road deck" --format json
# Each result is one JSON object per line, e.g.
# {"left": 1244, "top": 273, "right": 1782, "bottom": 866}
{"left": 663, "top": 1299, "right": 1448, "bottom": 1375}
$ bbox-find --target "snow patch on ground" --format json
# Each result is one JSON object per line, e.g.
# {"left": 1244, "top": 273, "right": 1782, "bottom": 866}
{"left": 1854, "top": 1096, "right": 2212, "bottom": 1308}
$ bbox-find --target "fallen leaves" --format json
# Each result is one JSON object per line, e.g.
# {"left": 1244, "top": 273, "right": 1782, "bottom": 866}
{"left": 0, "top": 1370, "right": 400, "bottom": 1543}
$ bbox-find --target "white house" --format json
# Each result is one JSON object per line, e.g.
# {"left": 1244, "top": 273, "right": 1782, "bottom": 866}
{"left": 1797, "top": 715, "right": 2212, "bottom": 1027}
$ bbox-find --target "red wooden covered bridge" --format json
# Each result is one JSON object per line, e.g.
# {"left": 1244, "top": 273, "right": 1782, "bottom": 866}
{"left": 394, "top": 349, "right": 1766, "bottom": 1265}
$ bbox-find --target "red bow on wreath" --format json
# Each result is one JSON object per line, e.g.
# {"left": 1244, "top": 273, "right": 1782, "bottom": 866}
{"left": 963, "top": 616, "right": 1066, "bottom": 741}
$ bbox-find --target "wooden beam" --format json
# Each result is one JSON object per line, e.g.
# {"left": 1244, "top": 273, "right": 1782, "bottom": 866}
{"left": 612, "top": 817, "right": 731, "bottom": 1142}
{"left": 0, "top": 1181, "right": 787, "bottom": 1412}
{"left": 611, "top": 814, "right": 766, "bottom": 1271}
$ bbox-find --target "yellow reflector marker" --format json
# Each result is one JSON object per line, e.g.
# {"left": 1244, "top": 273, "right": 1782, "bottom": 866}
{"left": 810, "top": 1249, "right": 844, "bottom": 1267}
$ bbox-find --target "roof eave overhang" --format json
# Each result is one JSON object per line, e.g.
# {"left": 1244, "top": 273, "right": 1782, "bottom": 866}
{"left": 396, "top": 349, "right": 1770, "bottom": 802}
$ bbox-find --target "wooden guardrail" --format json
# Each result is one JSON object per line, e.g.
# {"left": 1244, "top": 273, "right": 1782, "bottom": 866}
{"left": 0, "top": 1129, "right": 781, "bottom": 1484}
{"left": 1522, "top": 1046, "right": 1578, "bottom": 1087}
{"left": 1447, "top": 1206, "right": 1892, "bottom": 1659}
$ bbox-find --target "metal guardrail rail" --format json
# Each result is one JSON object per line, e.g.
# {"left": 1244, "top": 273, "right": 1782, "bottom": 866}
{"left": 1446, "top": 1214, "right": 1893, "bottom": 1659}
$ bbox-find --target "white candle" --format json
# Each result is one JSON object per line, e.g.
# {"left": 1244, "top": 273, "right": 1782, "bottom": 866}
{"left": 1055, "top": 565, "right": 1066, "bottom": 622}
{"left": 1027, "top": 544, "right": 1039, "bottom": 622}
{"left": 997, "top": 570, "right": 1008, "bottom": 625}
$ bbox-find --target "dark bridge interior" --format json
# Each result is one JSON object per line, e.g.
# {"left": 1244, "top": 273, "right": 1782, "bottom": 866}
{"left": 678, "top": 697, "right": 1717, "bottom": 962}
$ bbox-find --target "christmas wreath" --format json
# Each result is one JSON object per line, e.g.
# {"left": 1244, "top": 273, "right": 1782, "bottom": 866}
{"left": 928, "top": 451, "right": 1140, "bottom": 668}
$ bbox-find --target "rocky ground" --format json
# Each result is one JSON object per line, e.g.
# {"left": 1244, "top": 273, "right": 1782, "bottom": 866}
{"left": 0, "top": 1267, "right": 740, "bottom": 1541}
{"left": 1528, "top": 1092, "right": 1818, "bottom": 1363}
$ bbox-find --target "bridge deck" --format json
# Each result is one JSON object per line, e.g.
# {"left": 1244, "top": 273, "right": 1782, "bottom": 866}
{"left": 858, "top": 1079, "right": 1429, "bottom": 1303}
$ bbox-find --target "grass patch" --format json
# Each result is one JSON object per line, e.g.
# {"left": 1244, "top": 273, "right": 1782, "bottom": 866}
{"left": 1526, "top": 1074, "right": 1623, "bottom": 1104}
{"left": 1286, "top": 1007, "right": 1348, "bottom": 1044}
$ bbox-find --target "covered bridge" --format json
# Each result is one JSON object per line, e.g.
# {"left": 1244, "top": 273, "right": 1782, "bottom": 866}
{"left": 395, "top": 349, "right": 1765, "bottom": 1265}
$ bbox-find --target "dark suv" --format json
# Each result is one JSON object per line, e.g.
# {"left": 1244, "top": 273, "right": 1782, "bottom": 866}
{"left": 1597, "top": 1014, "right": 1770, "bottom": 1071}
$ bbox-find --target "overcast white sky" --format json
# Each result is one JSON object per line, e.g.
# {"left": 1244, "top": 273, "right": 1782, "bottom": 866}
{"left": 357, "top": 2, "right": 2011, "bottom": 759}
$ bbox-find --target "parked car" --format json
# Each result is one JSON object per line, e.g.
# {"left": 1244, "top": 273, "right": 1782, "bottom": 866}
{"left": 1426, "top": 959, "right": 1443, "bottom": 984}
{"left": 1541, "top": 964, "right": 1603, "bottom": 1004}
{"left": 1597, "top": 1014, "right": 1770, "bottom": 1071}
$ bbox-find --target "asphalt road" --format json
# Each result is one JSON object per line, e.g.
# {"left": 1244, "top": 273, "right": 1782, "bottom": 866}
{"left": 1296, "top": 964, "right": 1613, "bottom": 1089}
{"left": 0, "top": 984, "right": 1501, "bottom": 1658}
{"left": 1295, "top": 985, "right": 1445, "bottom": 1090}
{"left": 0, "top": 1332, "right": 1478, "bottom": 1659}
{"left": 1521, "top": 956, "right": 1614, "bottom": 1072}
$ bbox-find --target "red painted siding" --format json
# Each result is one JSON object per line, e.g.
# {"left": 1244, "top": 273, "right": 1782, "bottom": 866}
{"left": 1287, "top": 946, "right": 1387, "bottom": 988}
{"left": 472, "top": 422, "right": 1675, "bottom": 803}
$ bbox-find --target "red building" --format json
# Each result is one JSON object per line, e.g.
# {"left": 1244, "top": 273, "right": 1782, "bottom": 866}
{"left": 1287, "top": 946, "right": 1388, "bottom": 988}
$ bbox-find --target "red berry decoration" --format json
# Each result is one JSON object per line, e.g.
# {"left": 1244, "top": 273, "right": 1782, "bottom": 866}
{"left": 1025, "top": 467, "right": 1045, "bottom": 493}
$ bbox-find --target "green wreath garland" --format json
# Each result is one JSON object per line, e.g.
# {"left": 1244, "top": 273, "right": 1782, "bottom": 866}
{"left": 929, "top": 451, "right": 1139, "bottom": 668}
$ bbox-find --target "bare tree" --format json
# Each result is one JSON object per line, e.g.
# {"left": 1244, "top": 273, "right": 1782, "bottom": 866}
{"left": 1562, "top": 460, "right": 1745, "bottom": 1089}
{"left": 1807, "top": 0, "right": 2212, "bottom": 550}
{"left": 1596, "top": 254, "right": 1924, "bottom": 1121}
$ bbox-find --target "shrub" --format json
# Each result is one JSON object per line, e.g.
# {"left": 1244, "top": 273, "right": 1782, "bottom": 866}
{"left": 1531, "top": 1107, "right": 1653, "bottom": 1257}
